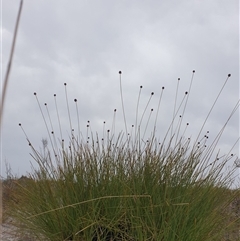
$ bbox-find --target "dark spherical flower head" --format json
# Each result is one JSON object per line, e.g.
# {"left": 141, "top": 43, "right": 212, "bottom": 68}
{"left": 185, "top": 91, "right": 188, "bottom": 95}
{"left": 162, "top": 86, "right": 165, "bottom": 89}
{"left": 64, "top": 83, "right": 67, "bottom": 86}
{"left": 193, "top": 70, "right": 195, "bottom": 73}
{"left": 74, "top": 99, "right": 77, "bottom": 102}
{"left": 151, "top": 92, "right": 154, "bottom": 95}
{"left": 34, "top": 92, "right": 36, "bottom": 95}
{"left": 119, "top": 71, "right": 122, "bottom": 74}
{"left": 228, "top": 74, "right": 231, "bottom": 77}
{"left": 19, "top": 123, "right": 21, "bottom": 126}
{"left": 54, "top": 94, "right": 56, "bottom": 97}
{"left": 140, "top": 85, "right": 143, "bottom": 88}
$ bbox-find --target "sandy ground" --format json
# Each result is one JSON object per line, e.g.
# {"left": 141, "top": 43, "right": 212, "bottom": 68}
{"left": 0, "top": 219, "right": 34, "bottom": 241}
{"left": 1, "top": 222, "right": 18, "bottom": 241}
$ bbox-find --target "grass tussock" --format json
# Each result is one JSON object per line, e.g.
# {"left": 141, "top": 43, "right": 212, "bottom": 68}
{"left": 4, "top": 71, "right": 240, "bottom": 240}
{"left": 2, "top": 3, "right": 239, "bottom": 240}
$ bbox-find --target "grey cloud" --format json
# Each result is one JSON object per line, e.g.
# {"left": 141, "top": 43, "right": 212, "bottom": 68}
{"left": 1, "top": 0, "right": 239, "bottom": 178}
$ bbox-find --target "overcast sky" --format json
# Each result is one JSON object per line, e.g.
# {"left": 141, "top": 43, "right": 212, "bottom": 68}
{"left": 1, "top": 1, "right": 239, "bottom": 183}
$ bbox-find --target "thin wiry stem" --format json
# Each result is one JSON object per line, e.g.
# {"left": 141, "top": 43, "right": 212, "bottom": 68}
{"left": 86, "top": 121, "right": 90, "bottom": 144}
{"left": 171, "top": 78, "right": 180, "bottom": 138}
{"left": 34, "top": 93, "right": 57, "bottom": 158}
{"left": 0, "top": 0, "right": 23, "bottom": 128}
{"left": 135, "top": 92, "right": 154, "bottom": 146}
{"left": 111, "top": 109, "right": 117, "bottom": 141}
{"left": 102, "top": 121, "right": 106, "bottom": 144}
{"left": 142, "top": 108, "right": 154, "bottom": 141}
{"left": 18, "top": 123, "right": 31, "bottom": 145}
{"left": 44, "top": 103, "right": 58, "bottom": 155}
{"left": 134, "top": 85, "right": 143, "bottom": 140}
{"left": 54, "top": 94, "right": 63, "bottom": 141}
{"left": 44, "top": 103, "right": 54, "bottom": 132}
{"left": 194, "top": 74, "right": 231, "bottom": 145}
{"left": 161, "top": 91, "right": 188, "bottom": 147}
{"left": 64, "top": 83, "right": 73, "bottom": 136}
{"left": 74, "top": 98, "right": 81, "bottom": 142}
{"left": 173, "top": 115, "right": 182, "bottom": 140}
{"left": 139, "top": 92, "right": 154, "bottom": 127}
{"left": 201, "top": 99, "right": 240, "bottom": 164}
{"left": 226, "top": 137, "right": 240, "bottom": 160}
{"left": 154, "top": 86, "right": 164, "bottom": 133}
{"left": 181, "top": 122, "right": 189, "bottom": 139}
{"left": 175, "top": 70, "right": 195, "bottom": 145}
{"left": 119, "top": 71, "right": 128, "bottom": 138}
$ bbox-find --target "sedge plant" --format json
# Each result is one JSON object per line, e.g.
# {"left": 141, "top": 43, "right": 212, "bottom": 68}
{"left": 6, "top": 71, "right": 240, "bottom": 241}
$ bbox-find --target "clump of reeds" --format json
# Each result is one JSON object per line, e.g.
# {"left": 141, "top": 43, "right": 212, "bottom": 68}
{"left": 6, "top": 71, "right": 240, "bottom": 241}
